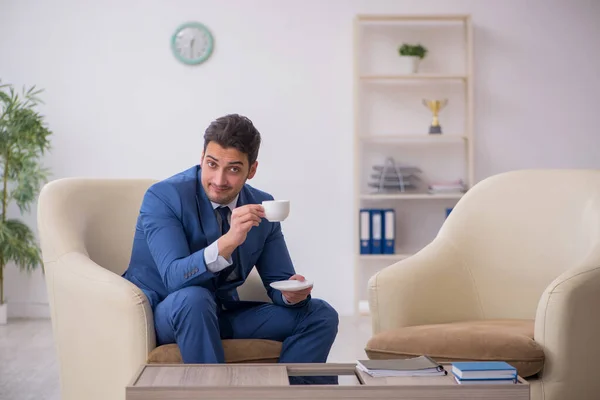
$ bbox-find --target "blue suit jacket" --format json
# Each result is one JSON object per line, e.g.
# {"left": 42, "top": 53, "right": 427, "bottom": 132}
{"left": 123, "top": 165, "right": 305, "bottom": 311}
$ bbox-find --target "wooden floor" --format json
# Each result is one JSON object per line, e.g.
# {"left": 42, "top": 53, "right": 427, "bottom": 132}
{"left": 0, "top": 316, "right": 372, "bottom": 400}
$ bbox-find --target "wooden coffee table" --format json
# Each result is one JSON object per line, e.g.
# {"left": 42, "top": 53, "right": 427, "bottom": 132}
{"left": 127, "top": 363, "right": 529, "bottom": 399}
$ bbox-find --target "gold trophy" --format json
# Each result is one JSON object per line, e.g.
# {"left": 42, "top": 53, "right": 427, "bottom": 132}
{"left": 422, "top": 99, "right": 448, "bottom": 134}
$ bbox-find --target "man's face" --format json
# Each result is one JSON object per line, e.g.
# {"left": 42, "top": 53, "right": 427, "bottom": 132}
{"left": 200, "top": 141, "right": 257, "bottom": 205}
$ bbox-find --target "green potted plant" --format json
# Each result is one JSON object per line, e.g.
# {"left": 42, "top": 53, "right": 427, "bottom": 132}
{"left": 0, "top": 80, "right": 52, "bottom": 324}
{"left": 398, "top": 43, "right": 428, "bottom": 73}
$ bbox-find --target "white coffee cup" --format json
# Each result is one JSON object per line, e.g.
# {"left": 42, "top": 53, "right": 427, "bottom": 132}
{"left": 262, "top": 200, "right": 290, "bottom": 222}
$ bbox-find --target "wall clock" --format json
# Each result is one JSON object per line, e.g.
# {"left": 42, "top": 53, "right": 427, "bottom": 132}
{"left": 171, "top": 22, "right": 214, "bottom": 65}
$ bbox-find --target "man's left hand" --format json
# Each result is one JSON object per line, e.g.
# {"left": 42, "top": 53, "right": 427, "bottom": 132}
{"left": 281, "top": 274, "right": 312, "bottom": 304}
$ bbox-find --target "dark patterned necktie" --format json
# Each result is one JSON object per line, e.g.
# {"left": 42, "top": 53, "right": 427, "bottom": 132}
{"left": 216, "top": 206, "right": 238, "bottom": 282}
{"left": 217, "top": 206, "right": 230, "bottom": 235}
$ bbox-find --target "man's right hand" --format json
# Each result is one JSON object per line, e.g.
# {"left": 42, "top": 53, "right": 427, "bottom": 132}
{"left": 218, "top": 204, "right": 265, "bottom": 259}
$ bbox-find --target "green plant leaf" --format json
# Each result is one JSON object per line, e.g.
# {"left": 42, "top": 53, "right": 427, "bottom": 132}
{"left": 0, "top": 219, "right": 41, "bottom": 272}
{"left": 11, "top": 158, "right": 50, "bottom": 214}
{"left": 398, "top": 43, "right": 428, "bottom": 59}
{"left": 0, "top": 80, "right": 52, "bottom": 278}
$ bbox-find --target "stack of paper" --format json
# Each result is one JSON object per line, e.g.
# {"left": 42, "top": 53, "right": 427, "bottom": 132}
{"left": 428, "top": 179, "right": 466, "bottom": 194}
{"left": 356, "top": 356, "right": 447, "bottom": 377}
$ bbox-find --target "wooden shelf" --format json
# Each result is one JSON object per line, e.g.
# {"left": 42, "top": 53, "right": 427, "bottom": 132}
{"left": 360, "top": 74, "right": 467, "bottom": 81}
{"left": 359, "top": 134, "right": 467, "bottom": 144}
{"left": 359, "top": 254, "right": 412, "bottom": 261}
{"left": 356, "top": 14, "right": 470, "bottom": 22}
{"left": 360, "top": 192, "right": 464, "bottom": 200}
{"left": 358, "top": 300, "right": 370, "bottom": 315}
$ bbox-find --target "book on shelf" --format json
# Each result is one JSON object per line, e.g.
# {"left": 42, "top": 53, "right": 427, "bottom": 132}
{"left": 451, "top": 361, "right": 518, "bottom": 384}
{"left": 356, "top": 356, "right": 447, "bottom": 377}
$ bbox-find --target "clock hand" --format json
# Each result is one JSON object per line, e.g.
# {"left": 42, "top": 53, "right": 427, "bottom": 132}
{"left": 190, "top": 38, "right": 195, "bottom": 57}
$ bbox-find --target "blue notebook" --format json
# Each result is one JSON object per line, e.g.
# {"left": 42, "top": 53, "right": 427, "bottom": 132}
{"left": 452, "top": 361, "right": 517, "bottom": 380}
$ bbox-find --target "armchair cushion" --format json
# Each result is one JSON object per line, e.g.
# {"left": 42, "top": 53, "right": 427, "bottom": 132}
{"left": 365, "top": 319, "right": 544, "bottom": 378}
{"left": 147, "top": 339, "right": 283, "bottom": 364}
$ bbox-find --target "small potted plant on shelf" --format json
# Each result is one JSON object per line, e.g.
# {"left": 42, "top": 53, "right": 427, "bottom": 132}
{"left": 0, "top": 80, "right": 52, "bottom": 324}
{"left": 398, "top": 43, "right": 428, "bottom": 73}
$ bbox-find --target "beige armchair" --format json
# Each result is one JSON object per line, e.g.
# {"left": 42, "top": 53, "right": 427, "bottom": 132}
{"left": 37, "top": 178, "right": 281, "bottom": 400}
{"left": 366, "top": 169, "right": 600, "bottom": 400}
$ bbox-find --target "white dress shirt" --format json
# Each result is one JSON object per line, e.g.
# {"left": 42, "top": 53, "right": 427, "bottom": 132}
{"left": 203, "top": 195, "right": 294, "bottom": 304}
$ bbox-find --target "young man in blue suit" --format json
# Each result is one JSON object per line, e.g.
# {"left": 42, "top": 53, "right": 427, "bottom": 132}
{"left": 123, "top": 114, "right": 339, "bottom": 384}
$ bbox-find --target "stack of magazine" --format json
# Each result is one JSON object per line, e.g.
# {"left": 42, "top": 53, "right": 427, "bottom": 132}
{"left": 356, "top": 355, "right": 447, "bottom": 377}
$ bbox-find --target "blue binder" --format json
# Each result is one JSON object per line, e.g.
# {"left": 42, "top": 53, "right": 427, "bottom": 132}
{"left": 370, "top": 209, "right": 383, "bottom": 254}
{"left": 359, "top": 209, "right": 371, "bottom": 254}
{"left": 382, "top": 209, "right": 395, "bottom": 254}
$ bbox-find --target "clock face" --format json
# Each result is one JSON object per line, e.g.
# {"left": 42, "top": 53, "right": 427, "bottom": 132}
{"left": 171, "top": 22, "right": 214, "bottom": 65}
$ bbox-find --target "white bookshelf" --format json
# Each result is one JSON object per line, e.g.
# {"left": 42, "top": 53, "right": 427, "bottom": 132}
{"left": 360, "top": 193, "right": 465, "bottom": 200}
{"left": 359, "top": 135, "right": 467, "bottom": 144}
{"left": 360, "top": 74, "right": 468, "bottom": 81}
{"left": 353, "top": 14, "right": 474, "bottom": 315}
{"left": 359, "top": 254, "right": 412, "bottom": 261}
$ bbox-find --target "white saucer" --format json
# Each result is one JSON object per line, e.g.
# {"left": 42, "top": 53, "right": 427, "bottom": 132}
{"left": 270, "top": 280, "right": 313, "bottom": 292}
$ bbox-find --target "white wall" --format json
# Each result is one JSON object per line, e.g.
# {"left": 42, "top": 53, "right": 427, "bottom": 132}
{"left": 1, "top": 0, "right": 599, "bottom": 317}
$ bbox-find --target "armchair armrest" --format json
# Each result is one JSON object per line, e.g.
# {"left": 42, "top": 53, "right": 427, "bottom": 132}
{"left": 534, "top": 248, "right": 600, "bottom": 400}
{"left": 368, "top": 238, "right": 483, "bottom": 335}
{"left": 46, "top": 252, "right": 155, "bottom": 400}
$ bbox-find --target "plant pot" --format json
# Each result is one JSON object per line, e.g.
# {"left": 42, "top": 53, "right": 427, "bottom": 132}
{"left": 0, "top": 303, "right": 7, "bottom": 325}
{"left": 399, "top": 56, "right": 421, "bottom": 74}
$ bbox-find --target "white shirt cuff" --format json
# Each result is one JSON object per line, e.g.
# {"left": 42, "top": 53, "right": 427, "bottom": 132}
{"left": 204, "top": 240, "right": 233, "bottom": 273}
{"left": 282, "top": 295, "right": 292, "bottom": 305}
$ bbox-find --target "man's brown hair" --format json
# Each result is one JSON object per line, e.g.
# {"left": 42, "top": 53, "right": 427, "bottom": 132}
{"left": 203, "top": 114, "right": 261, "bottom": 166}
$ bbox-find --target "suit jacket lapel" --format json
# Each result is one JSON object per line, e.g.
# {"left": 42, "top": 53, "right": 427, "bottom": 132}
{"left": 195, "top": 173, "right": 258, "bottom": 287}
{"left": 195, "top": 167, "right": 220, "bottom": 247}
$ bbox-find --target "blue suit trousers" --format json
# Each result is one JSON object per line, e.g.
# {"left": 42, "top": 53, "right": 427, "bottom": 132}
{"left": 154, "top": 286, "right": 339, "bottom": 385}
